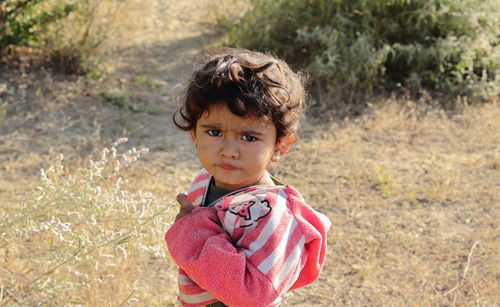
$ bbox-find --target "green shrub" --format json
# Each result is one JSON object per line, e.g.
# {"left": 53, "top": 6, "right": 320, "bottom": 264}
{"left": 228, "top": 0, "right": 500, "bottom": 105}
{"left": 1, "top": 0, "right": 124, "bottom": 73}
{"left": 0, "top": 0, "right": 73, "bottom": 51}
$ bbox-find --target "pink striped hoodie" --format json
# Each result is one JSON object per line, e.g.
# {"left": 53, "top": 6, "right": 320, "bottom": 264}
{"left": 165, "top": 169, "right": 331, "bottom": 307}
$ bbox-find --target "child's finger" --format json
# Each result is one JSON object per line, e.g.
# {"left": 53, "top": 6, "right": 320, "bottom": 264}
{"left": 176, "top": 193, "right": 194, "bottom": 210}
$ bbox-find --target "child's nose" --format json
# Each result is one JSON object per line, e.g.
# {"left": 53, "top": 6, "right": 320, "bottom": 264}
{"left": 219, "top": 138, "right": 239, "bottom": 159}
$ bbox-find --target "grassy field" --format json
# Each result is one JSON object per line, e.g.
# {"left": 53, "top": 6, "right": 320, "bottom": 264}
{"left": 281, "top": 100, "right": 499, "bottom": 306}
{"left": 1, "top": 0, "right": 499, "bottom": 306}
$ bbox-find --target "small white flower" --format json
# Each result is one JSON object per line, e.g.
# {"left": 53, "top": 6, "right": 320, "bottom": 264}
{"left": 68, "top": 212, "right": 81, "bottom": 218}
{"left": 116, "top": 246, "right": 128, "bottom": 258}
{"left": 40, "top": 169, "right": 52, "bottom": 185}
{"left": 98, "top": 274, "right": 115, "bottom": 283}
{"left": 127, "top": 298, "right": 139, "bottom": 304}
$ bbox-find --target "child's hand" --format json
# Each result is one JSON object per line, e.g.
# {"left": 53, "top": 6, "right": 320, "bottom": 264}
{"left": 174, "top": 193, "right": 195, "bottom": 222}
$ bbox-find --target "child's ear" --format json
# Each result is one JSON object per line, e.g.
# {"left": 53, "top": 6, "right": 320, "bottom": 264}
{"left": 274, "top": 134, "right": 296, "bottom": 157}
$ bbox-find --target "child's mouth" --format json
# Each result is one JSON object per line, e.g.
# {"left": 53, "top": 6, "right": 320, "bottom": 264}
{"left": 219, "top": 164, "right": 238, "bottom": 171}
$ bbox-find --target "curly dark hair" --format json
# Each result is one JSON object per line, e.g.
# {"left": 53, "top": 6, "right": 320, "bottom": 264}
{"left": 173, "top": 48, "right": 306, "bottom": 141}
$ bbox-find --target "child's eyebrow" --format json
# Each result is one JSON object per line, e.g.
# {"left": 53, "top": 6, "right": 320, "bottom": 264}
{"left": 241, "top": 129, "right": 265, "bottom": 136}
{"left": 200, "top": 124, "right": 220, "bottom": 129}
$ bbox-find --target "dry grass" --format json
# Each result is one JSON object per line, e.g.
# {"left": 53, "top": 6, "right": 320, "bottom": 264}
{"left": 1, "top": 0, "right": 499, "bottom": 305}
{"left": 2, "top": 93, "right": 498, "bottom": 306}
{"left": 276, "top": 99, "right": 500, "bottom": 306}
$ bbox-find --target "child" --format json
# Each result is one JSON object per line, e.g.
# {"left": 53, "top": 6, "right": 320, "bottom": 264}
{"left": 165, "top": 48, "right": 331, "bottom": 307}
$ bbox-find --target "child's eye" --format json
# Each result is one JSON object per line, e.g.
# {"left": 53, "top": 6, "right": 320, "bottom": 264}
{"left": 241, "top": 135, "right": 258, "bottom": 142}
{"left": 207, "top": 130, "right": 222, "bottom": 137}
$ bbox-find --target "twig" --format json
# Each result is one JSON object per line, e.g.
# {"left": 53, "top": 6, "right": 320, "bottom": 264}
{"left": 444, "top": 240, "right": 481, "bottom": 296}
{"left": 462, "top": 240, "right": 480, "bottom": 279}
{"left": 0, "top": 286, "right": 20, "bottom": 305}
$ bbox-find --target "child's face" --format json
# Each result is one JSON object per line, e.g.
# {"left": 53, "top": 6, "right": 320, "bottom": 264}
{"left": 191, "top": 104, "right": 288, "bottom": 191}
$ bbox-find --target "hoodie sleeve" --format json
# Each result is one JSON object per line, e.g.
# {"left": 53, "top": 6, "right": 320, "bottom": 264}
{"left": 165, "top": 186, "right": 330, "bottom": 307}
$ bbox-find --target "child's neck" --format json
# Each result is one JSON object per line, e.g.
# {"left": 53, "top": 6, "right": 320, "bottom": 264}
{"left": 255, "top": 170, "right": 276, "bottom": 186}
{"left": 214, "top": 171, "right": 275, "bottom": 192}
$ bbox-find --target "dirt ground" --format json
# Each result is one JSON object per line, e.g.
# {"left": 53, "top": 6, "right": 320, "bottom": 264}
{"left": 1, "top": 0, "right": 499, "bottom": 306}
